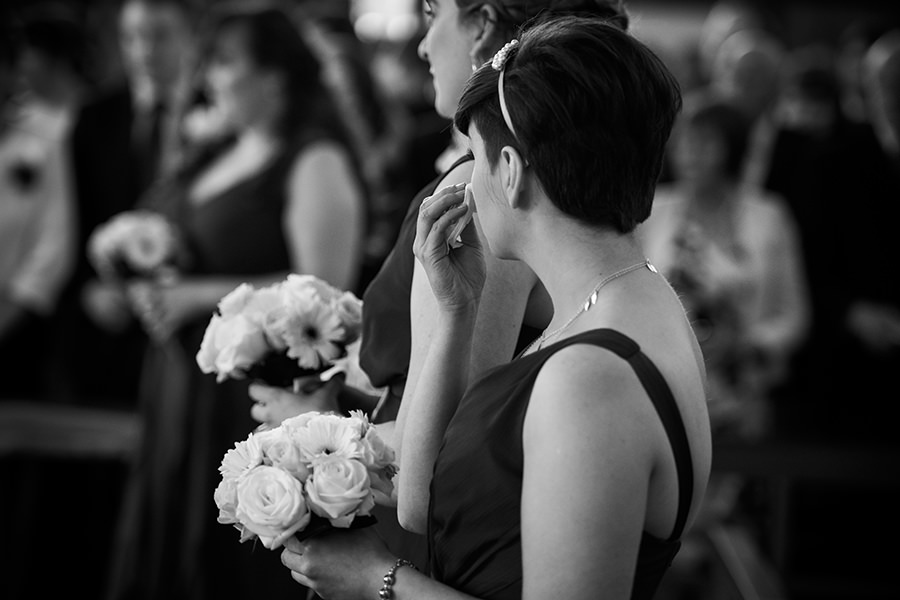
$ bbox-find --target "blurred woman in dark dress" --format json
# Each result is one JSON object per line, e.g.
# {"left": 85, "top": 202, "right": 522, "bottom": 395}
{"left": 106, "top": 7, "right": 366, "bottom": 600}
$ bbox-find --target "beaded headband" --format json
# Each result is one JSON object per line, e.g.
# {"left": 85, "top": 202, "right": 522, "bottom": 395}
{"left": 491, "top": 39, "right": 519, "bottom": 139}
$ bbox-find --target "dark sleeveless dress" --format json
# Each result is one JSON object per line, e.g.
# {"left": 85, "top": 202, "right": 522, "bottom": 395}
{"left": 358, "top": 153, "right": 541, "bottom": 570}
{"left": 107, "top": 131, "right": 350, "bottom": 600}
{"left": 360, "top": 153, "right": 540, "bottom": 420}
{"left": 360, "top": 154, "right": 473, "bottom": 413}
{"left": 428, "top": 329, "right": 695, "bottom": 600}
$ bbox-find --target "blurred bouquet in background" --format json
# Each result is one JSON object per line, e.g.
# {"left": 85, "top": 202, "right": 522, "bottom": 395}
{"left": 87, "top": 209, "right": 184, "bottom": 282}
{"left": 196, "top": 274, "right": 365, "bottom": 389}
{"left": 214, "top": 409, "right": 396, "bottom": 548}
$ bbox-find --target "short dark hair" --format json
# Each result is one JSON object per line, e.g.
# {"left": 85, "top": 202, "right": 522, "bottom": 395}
{"left": 204, "top": 7, "right": 341, "bottom": 143}
{"left": 454, "top": 15, "right": 682, "bottom": 233}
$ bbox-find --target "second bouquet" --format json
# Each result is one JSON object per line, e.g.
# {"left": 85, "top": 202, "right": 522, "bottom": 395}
{"left": 196, "top": 274, "right": 363, "bottom": 388}
{"left": 214, "top": 410, "right": 396, "bottom": 549}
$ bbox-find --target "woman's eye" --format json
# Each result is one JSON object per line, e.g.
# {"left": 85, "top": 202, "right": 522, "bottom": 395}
{"left": 422, "top": 2, "right": 435, "bottom": 25}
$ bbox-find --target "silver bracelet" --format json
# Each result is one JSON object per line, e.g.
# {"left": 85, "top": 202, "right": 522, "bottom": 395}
{"left": 378, "top": 558, "right": 416, "bottom": 599}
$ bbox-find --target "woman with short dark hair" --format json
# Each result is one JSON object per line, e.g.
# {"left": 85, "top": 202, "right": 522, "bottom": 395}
{"left": 279, "top": 16, "right": 712, "bottom": 600}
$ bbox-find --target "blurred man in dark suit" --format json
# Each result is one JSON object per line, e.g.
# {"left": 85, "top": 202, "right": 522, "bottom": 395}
{"left": 54, "top": 0, "right": 197, "bottom": 406}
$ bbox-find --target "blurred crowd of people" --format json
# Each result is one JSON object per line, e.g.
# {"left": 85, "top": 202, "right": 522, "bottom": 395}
{"left": 0, "top": 0, "right": 898, "bottom": 598}
{"left": 0, "top": 0, "right": 450, "bottom": 410}
{"left": 644, "top": 0, "right": 900, "bottom": 449}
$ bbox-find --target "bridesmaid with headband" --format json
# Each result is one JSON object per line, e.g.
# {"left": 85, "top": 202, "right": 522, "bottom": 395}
{"left": 248, "top": 0, "right": 633, "bottom": 573}
{"left": 278, "top": 15, "right": 712, "bottom": 600}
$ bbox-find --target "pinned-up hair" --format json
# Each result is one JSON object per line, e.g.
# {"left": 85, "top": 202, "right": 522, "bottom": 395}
{"left": 456, "top": 0, "right": 629, "bottom": 35}
{"left": 454, "top": 15, "right": 682, "bottom": 233}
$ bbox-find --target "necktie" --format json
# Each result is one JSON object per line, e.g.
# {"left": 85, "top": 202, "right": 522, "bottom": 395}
{"left": 135, "top": 100, "right": 166, "bottom": 190}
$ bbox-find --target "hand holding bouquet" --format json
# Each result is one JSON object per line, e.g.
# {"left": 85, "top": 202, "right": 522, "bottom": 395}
{"left": 87, "top": 210, "right": 184, "bottom": 282}
{"left": 196, "top": 274, "right": 364, "bottom": 389}
{"left": 214, "top": 410, "right": 396, "bottom": 549}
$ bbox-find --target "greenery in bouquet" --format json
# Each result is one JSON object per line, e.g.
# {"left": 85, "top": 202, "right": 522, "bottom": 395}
{"left": 196, "top": 274, "right": 364, "bottom": 388}
{"left": 214, "top": 410, "right": 396, "bottom": 549}
{"left": 87, "top": 209, "right": 184, "bottom": 282}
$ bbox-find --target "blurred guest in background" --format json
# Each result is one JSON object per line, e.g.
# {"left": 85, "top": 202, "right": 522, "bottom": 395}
{"left": 836, "top": 28, "right": 900, "bottom": 442}
{"left": 640, "top": 91, "right": 810, "bottom": 598}
{"left": 0, "top": 6, "right": 87, "bottom": 399}
{"left": 290, "top": 0, "right": 395, "bottom": 289}
{"left": 106, "top": 6, "right": 366, "bottom": 599}
{"left": 367, "top": 28, "right": 452, "bottom": 260}
{"left": 708, "top": 26, "right": 786, "bottom": 189}
{"left": 696, "top": 0, "right": 766, "bottom": 84}
{"left": 836, "top": 18, "right": 895, "bottom": 126}
{"left": 763, "top": 45, "right": 890, "bottom": 434}
{"left": 53, "top": 0, "right": 198, "bottom": 407}
{"left": 642, "top": 92, "right": 809, "bottom": 443}
{"left": 246, "top": 0, "right": 635, "bottom": 582}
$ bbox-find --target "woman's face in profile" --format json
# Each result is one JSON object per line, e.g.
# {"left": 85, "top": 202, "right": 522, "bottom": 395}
{"left": 418, "top": 0, "right": 482, "bottom": 118}
{"left": 205, "top": 25, "right": 278, "bottom": 129}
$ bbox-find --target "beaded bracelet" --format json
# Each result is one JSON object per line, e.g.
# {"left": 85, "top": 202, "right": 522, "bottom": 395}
{"left": 378, "top": 558, "right": 417, "bottom": 599}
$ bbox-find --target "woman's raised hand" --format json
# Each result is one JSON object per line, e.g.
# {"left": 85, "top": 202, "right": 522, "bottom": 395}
{"left": 413, "top": 183, "right": 485, "bottom": 315}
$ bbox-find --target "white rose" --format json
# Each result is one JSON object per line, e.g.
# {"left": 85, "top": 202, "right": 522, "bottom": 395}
{"left": 282, "top": 274, "right": 341, "bottom": 303}
{"left": 244, "top": 284, "right": 283, "bottom": 325}
{"left": 217, "top": 283, "right": 257, "bottom": 317}
{"left": 196, "top": 313, "right": 270, "bottom": 381}
{"left": 361, "top": 427, "right": 395, "bottom": 470}
{"left": 121, "top": 214, "right": 176, "bottom": 272}
{"left": 256, "top": 427, "right": 311, "bottom": 482}
{"left": 196, "top": 313, "right": 225, "bottom": 375}
{"left": 214, "top": 477, "right": 239, "bottom": 524}
{"left": 333, "top": 291, "right": 363, "bottom": 341}
{"left": 235, "top": 465, "right": 311, "bottom": 549}
{"left": 280, "top": 412, "right": 320, "bottom": 431}
{"left": 305, "top": 455, "right": 375, "bottom": 527}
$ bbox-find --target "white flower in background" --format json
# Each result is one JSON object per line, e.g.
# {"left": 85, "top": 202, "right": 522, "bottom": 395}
{"left": 87, "top": 210, "right": 181, "bottom": 280}
{"left": 196, "top": 312, "right": 270, "bottom": 382}
{"left": 196, "top": 275, "right": 364, "bottom": 386}
{"left": 280, "top": 302, "right": 347, "bottom": 370}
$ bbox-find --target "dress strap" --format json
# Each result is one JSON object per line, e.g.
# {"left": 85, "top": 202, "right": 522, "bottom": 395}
{"left": 555, "top": 329, "right": 695, "bottom": 542}
{"left": 442, "top": 152, "right": 474, "bottom": 176}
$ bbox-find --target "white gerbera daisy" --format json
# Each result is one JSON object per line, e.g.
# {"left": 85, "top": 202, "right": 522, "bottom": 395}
{"left": 282, "top": 303, "right": 346, "bottom": 370}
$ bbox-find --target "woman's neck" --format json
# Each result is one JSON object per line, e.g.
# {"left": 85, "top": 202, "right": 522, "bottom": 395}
{"left": 523, "top": 220, "right": 647, "bottom": 332}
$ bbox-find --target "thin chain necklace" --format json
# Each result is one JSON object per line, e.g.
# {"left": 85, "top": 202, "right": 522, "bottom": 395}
{"left": 524, "top": 258, "right": 657, "bottom": 355}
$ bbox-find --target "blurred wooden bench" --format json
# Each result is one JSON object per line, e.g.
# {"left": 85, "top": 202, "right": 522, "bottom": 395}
{"left": 711, "top": 438, "right": 900, "bottom": 599}
{"left": 0, "top": 401, "right": 140, "bottom": 461}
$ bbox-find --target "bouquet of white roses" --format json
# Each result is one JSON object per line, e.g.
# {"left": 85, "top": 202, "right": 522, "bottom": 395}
{"left": 87, "top": 209, "right": 183, "bottom": 282}
{"left": 196, "top": 274, "right": 364, "bottom": 388}
{"left": 214, "top": 410, "right": 396, "bottom": 549}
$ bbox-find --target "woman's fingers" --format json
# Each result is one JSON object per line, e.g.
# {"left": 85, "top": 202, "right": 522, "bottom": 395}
{"left": 415, "top": 182, "right": 469, "bottom": 261}
{"left": 281, "top": 546, "right": 314, "bottom": 588}
{"left": 284, "top": 536, "right": 305, "bottom": 553}
{"left": 248, "top": 382, "right": 283, "bottom": 403}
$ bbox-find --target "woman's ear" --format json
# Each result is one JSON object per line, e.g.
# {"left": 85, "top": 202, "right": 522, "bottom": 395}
{"left": 500, "top": 145, "right": 528, "bottom": 209}
{"left": 468, "top": 4, "right": 501, "bottom": 69}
